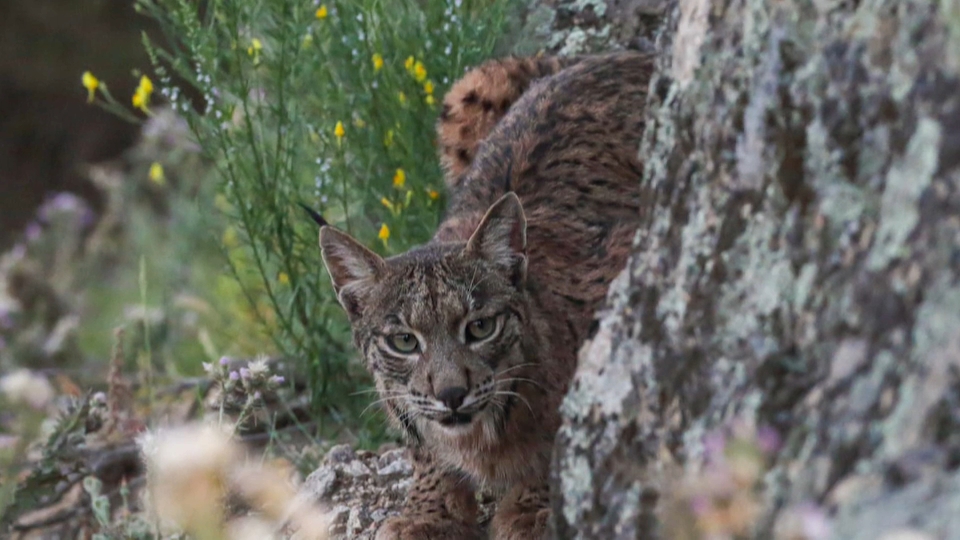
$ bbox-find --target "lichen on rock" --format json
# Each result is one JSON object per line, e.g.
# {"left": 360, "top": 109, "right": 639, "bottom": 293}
{"left": 551, "top": 0, "right": 960, "bottom": 538}
{"left": 301, "top": 445, "right": 413, "bottom": 539}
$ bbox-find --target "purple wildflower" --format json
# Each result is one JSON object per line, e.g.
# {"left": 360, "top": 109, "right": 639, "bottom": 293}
{"left": 756, "top": 425, "right": 782, "bottom": 455}
{"left": 798, "top": 503, "right": 831, "bottom": 540}
{"left": 10, "top": 244, "right": 26, "bottom": 260}
{"left": 219, "top": 356, "right": 231, "bottom": 366}
{"left": 79, "top": 208, "right": 97, "bottom": 230}
{"left": 229, "top": 371, "right": 240, "bottom": 381}
{"left": 48, "top": 192, "right": 83, "bottom": 213}
{"left": 239, "top": 367, "right": 250, "bottom": 380}
{"left": 703, "top": 430, "right": 727, "bottom": 463}
{"left": 689, "top": 495, "right": 710, "bottom": 516}
{"left": 37, "top": 193, "right": 86, "bottom": 224}
{"left": 269, "top": 375, "right": 285, "bottom": 385}
{"left": 25, "top": 222, "right": 42, "bottom": 242}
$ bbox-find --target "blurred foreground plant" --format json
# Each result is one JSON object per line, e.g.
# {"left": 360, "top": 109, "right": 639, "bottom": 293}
{"left": 140, "top": 422, "right": 329, "bottom": 540}
{"left": 83, "top": 0, "right": 511, "bottom": 426}
{"left": 661, "top": 421, "right": 831, "bottom": 540}
{"left": 0, "top": 370, "right": 55, "bottom": 520}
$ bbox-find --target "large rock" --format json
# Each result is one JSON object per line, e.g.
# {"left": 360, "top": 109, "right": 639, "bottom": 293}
{"left": 512, "top": 0, "right": 667, "bottom": 56}
{"left": 302, "top": 445, "right": 497, "bottom": 539}
{"left": 301, "top": 445, "right": 412, "bottom": 539}
{"left": 552, "top": 0, "right": 960, "bottom": 538}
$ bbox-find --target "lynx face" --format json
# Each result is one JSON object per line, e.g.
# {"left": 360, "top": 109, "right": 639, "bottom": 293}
{"left": 319, "top": 194, "right": 529, "bottom": 439}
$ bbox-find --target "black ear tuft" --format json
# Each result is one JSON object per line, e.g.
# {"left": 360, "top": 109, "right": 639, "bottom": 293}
{"left": 298, "top": 203, "right": 328, "bottom": 227}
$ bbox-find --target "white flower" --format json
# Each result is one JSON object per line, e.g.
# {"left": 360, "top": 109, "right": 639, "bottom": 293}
{"left": 142, "top": 423, "right": 239, "bottom": 533}
{"left": 246, "top": 356, "right": 272, "bottom": 379}
{"left": 0, "top": 369, "right": 55, "bottom": 409}
{"left": 228, "top": 516, "right": 279, "bottom": 540}
{"left": 141, "top": 423, "right": 331, "bottom": 539}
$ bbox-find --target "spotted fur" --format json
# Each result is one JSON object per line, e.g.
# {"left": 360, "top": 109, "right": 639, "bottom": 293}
{"left": 437, "top": 55, "right": 582, "bottom": 189}
{"left": 318, "top": 52, "right": 653, "bottom": 540}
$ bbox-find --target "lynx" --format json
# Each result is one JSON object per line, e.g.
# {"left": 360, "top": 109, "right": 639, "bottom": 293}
{"left": 317, "top": 51, "right": 652, "bottom": 539}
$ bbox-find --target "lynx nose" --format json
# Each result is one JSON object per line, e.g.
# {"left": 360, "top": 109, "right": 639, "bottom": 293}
{"left": 437, "top": 386, "right": 468, "bottom": 411}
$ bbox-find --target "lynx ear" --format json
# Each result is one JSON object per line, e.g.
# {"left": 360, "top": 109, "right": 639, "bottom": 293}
{"left": 466, "top": 192, "right": 527, "bottom": 285}
{"left": 319, "top": 226, "right": 385, "bottom": 303}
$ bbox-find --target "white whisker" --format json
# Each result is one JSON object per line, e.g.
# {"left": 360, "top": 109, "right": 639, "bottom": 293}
{"left": 495, "top": 376, "right": 546, "bottom": 392}
{"left": 350, "top": 388, "right": 384, "bottom": 396}
{"left": 493, "top": 390, "right": 535, "bottom": 416}
{"left": 495, "top": 363, "right": 539, "bottom": 377}
{"left": 361, "top": 395, "right": 410, "bottom": 417}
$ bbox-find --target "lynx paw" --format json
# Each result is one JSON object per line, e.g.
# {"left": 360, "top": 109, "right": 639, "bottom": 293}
{"left": 491, "top": 507, "right": 550, "bottom": 540}
{"left": 375, "top": 515, "right": 483, "bottom": 540}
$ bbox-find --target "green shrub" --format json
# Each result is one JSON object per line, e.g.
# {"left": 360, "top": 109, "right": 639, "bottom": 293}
{"left": 87, "top": 0, "right": 512, "bottom": 426}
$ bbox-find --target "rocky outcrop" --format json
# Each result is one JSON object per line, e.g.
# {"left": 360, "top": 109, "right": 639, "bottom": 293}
{"left": 302, "top": 445, "right": 496, "bottom": 539}
{"left": 552, "top": 0, "right": 960, "bottom": 538}
{"left": 302, "top": 445, "right": 412, "bottom": 539}
{"left": 512, "top": 0, "right": 667, "bottom": 56}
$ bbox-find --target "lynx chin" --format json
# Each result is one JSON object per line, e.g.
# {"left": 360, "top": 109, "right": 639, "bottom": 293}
{"left": 317, "top": 51, "right": 653, "bottom": 539}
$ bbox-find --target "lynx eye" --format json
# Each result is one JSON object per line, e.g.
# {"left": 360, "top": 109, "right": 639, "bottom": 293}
{"left": 466, "top": 315, "right": 499, "bottom": 342}
{"left": 387, "top": 333, "right": 420, "bottom": 354}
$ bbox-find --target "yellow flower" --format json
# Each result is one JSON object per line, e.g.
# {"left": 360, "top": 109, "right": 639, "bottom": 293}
{"left": 380, "top": 197, "right": 395, "bottom": 212}
{"left": 315, "top": 5, "right": 328, "bottom": 19}
{"left": 222, "top": 227, "right": 239, "bottom": 248}
{"left": 81, "top": 71, "right": 99, "bottom": 103}
{"left": 353, "top": 117, "right": 366, "bottom": 128}
{"left": 132, "top": 75, "right": 154, "bottom": 113}
{"left": 378, "top": 223, "right": 390, "bottom": 244}
{"left": 425, "top": 95, "right": 435, "bottom": 106}
{"left": 398, "top": 91, "right": 407, "bottom": 104}
{"left": 214, "top": 194, "right": 231, "bottom": 212}
{"left": 248, "top": 38, "right": 263, "bottom": 64}
{"left": 372, "top": 53, "right": 384, "bottom": 72}
{"left": 423, "top": 80, "right": 434, "bottom": 95}
{"left": 404, "top": 56, "right": 415, "bottom": 72}
{"left": 384, "top": 129, "right": 394, "bottom": 147}
{"left": 139, "top": 75, "right": 154, "bottom": 94}
{"left": 393, "top": 168, "right": 406, "bottom": 188}
{"left": 427, "top": 188, "right": 440, "bottom": 200}
{"left": 334, "top": 121, "right": 345, "bottom": 140}
{"left": 132, "top": 91, "right": 147, "bottom": 111}
{"left": 413, "top": 61, "right": 427, "bottom": 82}
{"left": 277, "top": 272, "right": 290, "bottom": 285}
{"left": 148, "top": 162, "right": 165, "bottom": 185}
